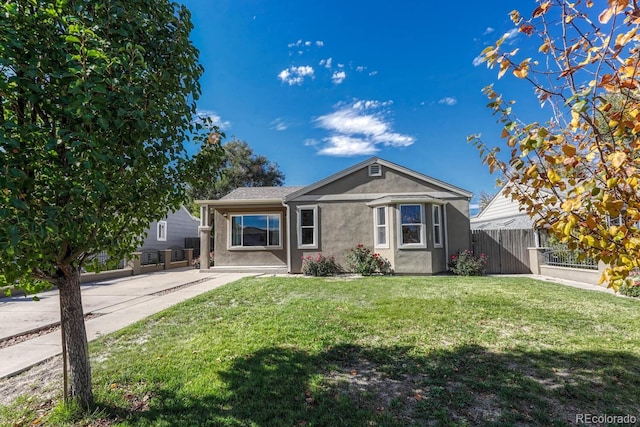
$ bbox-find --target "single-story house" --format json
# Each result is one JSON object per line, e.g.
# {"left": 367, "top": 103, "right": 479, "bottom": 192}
{"left": 196, "top": 157, "right": 473, "bottom": 274}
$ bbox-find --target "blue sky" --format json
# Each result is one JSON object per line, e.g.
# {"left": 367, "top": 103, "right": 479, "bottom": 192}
{"left": 179, "top": 1, "right": 546, "bottom": 208}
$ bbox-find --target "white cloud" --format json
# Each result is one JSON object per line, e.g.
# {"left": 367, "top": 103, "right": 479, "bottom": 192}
{"left": 319, "top": 57, "right": 333, "bottom": 68}
{"left": 278, "top": 65, "right": 314, "bottom": 85}
{"left": 368, "top": 70, "right": 378, "bottom": 76}
{"left": 503, "top": 28, "right": 519, "bottom": 41}
{"left": 316, "top": 41, "right": 324, "bottom": 47}
{"left": 194, "top": 110, "right": 230, "bottom": 129}
{"left": 332, "top": 71, "right": 346, "bottom": 84}
{"left": 318, "top": 135, "right": 378, "bottom": 156}
{"left": 472, "top": 55, "right": 485, "bottom": 67}
{"left": 314, "top": 100, "right": 414, "bottom": 157}
{"left": 483, "top": 27, "right": 495, "bottom": 35}
{"left": 356, "top": 66, "right": 365, "bottom": 72}
{"left": 270, "top": 118, "right": 288, "bottom": 131}
{"left": 438, "top": 97, "right": 457, "bottom": 106}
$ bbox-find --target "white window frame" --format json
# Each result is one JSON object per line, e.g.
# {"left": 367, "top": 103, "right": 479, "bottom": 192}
{"left": 398, "top": 204, "right": 426, "bottom": 248}
{"left": 228, "top": 213, "right": 283, "bottom": 250}
{"left": 157, "top": 221, "right": 167, "bottom": 242}
{"left": 374, "top": 206, "right": 389, "bottom": 249}
{"left": 432, "top": 205, "right": 443, "bottom": 248}
{"left": 297, "top": 205, "right": 318, "bottom": 249}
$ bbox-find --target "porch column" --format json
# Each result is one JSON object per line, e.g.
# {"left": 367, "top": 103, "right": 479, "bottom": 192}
{"left": 199, "top": 204, "right": 211, "bottom": 272}
{"left": 199, "top": 226, "right": 210, "bottom": 271}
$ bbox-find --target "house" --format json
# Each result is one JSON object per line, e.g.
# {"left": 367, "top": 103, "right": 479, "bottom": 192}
{"left": 471, "top": 187, "right": 536, "bottom": 231}
{"left": 139, "top": 205, "right": 200, "bottom": 253}
{"left": 196, "top": 157, "right": 473, "bottom": 274}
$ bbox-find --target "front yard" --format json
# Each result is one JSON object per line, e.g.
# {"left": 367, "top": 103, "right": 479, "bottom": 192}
{"left": 2, "top": 275, "right": 640, "bottom": 426}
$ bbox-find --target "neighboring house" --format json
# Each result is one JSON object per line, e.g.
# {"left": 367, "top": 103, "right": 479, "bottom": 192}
{"left": 471, "top": 187, "right": 536, "bottom": 231}
{"left": 139, "top": 205, "right": 200, "bottom": 252}
{"left": 196, "top": 157, "right": 473, "bottom": 274}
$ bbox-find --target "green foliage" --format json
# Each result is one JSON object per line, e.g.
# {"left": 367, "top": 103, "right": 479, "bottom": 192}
{"left": 0, "top": 0, "right": 209, "bottom": 283}
{"left": 301, "top": 254, "right": 341, "bottom": 276}
{"left": 0, "top": 0, "right": 209, "bottom": 406}
{"left": 188, "top": 138, "right": 285, "bottom": 201}
{"left": 345, "top": 244, "right": 392, "bottom": 275}
{"left": 449, "top": 250, "right": 488, "bottom": 276}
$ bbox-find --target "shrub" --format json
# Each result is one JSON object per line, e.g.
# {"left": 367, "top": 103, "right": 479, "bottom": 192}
{"left": 620, "top": 273, "right": 640, "bottom": 298}
{"left": 302, "top": 254, "right": 341, "bottom": 277}
{"left": 193, "top": 251, "right": 214, "bottom": 269}
{"left": 345, "top": 244, "right": 393, "bottom": 276}
{"left": 449, "top": 250, "right": 488, "bottom": 276}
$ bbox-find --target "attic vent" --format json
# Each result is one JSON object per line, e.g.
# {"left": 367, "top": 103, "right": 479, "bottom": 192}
{"left": 368, "top": 164, "right": 382, "bottom": 177}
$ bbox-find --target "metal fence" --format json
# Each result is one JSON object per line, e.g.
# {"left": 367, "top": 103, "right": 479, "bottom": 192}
{"left": 140, "top": 249, "right": 161, "bottom": 266}
{"left": 85, "top": 251, "right": 125, "bottom": 271}
{"left": 543, "top": 249, "right": 598, "bottom": 270}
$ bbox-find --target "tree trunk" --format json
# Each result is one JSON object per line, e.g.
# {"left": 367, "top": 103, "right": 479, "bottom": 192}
{"left": 57, "top": 266, "right": 94, "bottom": 408}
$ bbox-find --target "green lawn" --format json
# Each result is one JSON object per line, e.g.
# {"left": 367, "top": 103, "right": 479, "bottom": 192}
{"left": 4, "top": 276, "right": 640, "bottom": 426}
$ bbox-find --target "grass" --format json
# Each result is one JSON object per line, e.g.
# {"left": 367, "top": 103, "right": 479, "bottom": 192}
{"left": 3, "top": 275, "right": 640, "bottom": 426}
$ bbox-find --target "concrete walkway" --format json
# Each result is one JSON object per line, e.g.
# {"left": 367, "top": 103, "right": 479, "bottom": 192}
{"left": 0, "top": 268, "right": 256, "bottom": 379}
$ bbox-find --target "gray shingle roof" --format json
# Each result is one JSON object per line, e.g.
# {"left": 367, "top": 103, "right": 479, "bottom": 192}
{"left": 470, "top": 214, "right": 535, "bottom": 230}
{"left": 220, "top": 186, "right": 306, "bottom": 200}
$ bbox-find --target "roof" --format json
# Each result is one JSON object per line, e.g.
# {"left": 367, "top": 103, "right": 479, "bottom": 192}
{"left": 196, "top": 186, "right": 305, "bottom": 207}
{"left": 220, "top": 186, "right": 305, "bottom": 200}
{"left": 285, "top": 157, "right": 473, "bottom": 201}
{"left": 470, "top": 214, "right": 535, "bottom": 230}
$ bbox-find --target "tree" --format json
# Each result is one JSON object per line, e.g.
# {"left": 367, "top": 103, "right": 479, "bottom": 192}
{"left": 477, "top": 191, "right": 496, "bottom": 214}
{"left": 469, "top": 0, "right": 640, "bottom": 289}
{"left": 0, "top": 1, "right": 214, "bottom": 406}
{"left": 188, "top": 138, "right": 285, "bottom": 201}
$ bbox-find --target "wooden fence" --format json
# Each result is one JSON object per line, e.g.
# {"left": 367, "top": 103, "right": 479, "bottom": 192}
{"left": 471, "top": 229, "right": 536, "bottom": 274}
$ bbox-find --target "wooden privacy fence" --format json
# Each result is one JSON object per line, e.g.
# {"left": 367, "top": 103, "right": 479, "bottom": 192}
{"left": 471, "top": 229, "right": 536, "bottom": 274}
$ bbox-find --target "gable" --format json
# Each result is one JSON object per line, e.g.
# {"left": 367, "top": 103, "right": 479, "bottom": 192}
{"left": 286, "top": 157, "right": 471, "bottom": 202}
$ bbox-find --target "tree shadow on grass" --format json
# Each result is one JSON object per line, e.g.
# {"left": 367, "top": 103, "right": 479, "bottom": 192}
{"left": 119, "top": 344, "right": 640, "bottom": 426}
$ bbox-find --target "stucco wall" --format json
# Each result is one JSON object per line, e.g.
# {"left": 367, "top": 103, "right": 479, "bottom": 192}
{"left": 213, "top": 206, "right": 288, "bottom": 267}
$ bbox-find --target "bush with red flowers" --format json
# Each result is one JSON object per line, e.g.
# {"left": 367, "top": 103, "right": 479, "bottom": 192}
{"left": 449, "top": 250, "right": 487, "bottom": 276}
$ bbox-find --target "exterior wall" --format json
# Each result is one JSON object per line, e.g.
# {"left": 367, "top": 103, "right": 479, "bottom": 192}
{"left": 446, "top": 198, "right": 472, "bottom": 255}
{"left": 212, "top": 206, "right": 288, "bottom": 268}
{"left": 140, "top": 206, "right": 199, "bottom": 251}
{"left": 289, "top": 199, "right": 462, "bottom": 274}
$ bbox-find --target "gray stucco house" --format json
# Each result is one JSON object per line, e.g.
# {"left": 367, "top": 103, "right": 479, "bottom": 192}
{"left": 196, "top": 157, "right": 472, "bottom": 274}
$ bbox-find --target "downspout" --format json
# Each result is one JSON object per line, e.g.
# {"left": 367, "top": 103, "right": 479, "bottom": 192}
{"left": 443, "top": 203, "right": 449, "bottom": 271}
{"left": 282, "top": 199, "right": 292, "bottom": 273}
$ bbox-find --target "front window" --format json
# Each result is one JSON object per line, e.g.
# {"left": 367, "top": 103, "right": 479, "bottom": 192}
{"left": 230, "top": 214, "right": 281, "bottom": 248}
{"left": 433, "top": 205, "right": 443, "bottom": 248}
{"left": 374, "top": 206, "right": 388, "bottom": 248}
{"left": 400, "top": 204, "right": 424, "bottom": 246}
{"left": 298, "top": 206, "right": 318, "bottom": 248}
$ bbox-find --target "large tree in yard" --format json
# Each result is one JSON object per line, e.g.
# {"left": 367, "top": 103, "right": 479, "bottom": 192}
{"left": 188, "top": 138, "right": 285, "bottom": 201}
{"left": 470, "top": 0, "right": 640, "bottom": 289}
{"left": 0, "top": 0, "right": 214, "bottom": 406}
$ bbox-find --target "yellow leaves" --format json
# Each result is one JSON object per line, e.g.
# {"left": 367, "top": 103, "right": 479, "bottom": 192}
{"left": 615, "top": 28, "right": 637, "bottom": 49}
{"left": 570, "top": 110, "right": 581, "bottom": 129}
{"left": 526, "top": 164, "right": 539, "bottom": 179}
{"left": 539, "top": 41, "right": 551, "bottom": 54}
{"left": 532, "top": 2, "right": 551, "bottom": 18}
{"left": 608, "top": 151, "right": 627, "bottom": 169}
{"left": 599, "top": 0, "right": 628, "bottom": 24}
{"left": 547, "top": 169, "right": 561, "bottom": 184}
{"left": 498, "top": 60, "right": 510, "bottom": 79}
{"left": 513, "top": 59, "right": 532, "bottom": 79}
{"left": 561, "top": 198, "right": 581, "bottom": 212}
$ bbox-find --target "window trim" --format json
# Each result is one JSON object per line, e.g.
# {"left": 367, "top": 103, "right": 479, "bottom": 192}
{"left": 432, "top": 204, "right": 443, "bottom": 248}
{"left": 228, "top": 212, "right": 283, "bottom": 250}
{"left": 374, "top": 206, "right": 389, "bottom": 249}
{"left": 297, "top": 205, "right": 318, "bottom": 249}
{"left": 398, "top": 204, "right": 426, "bottom": 248}
{"left": 157, "top": 221, "right": 167, "bottom": 242}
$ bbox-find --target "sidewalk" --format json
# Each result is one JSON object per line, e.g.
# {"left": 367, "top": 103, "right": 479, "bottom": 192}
{"left": 0, "top": 268, "right": 256, "bottom": 379}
